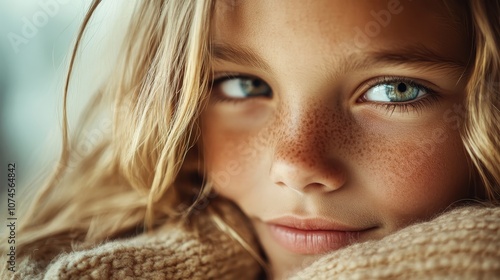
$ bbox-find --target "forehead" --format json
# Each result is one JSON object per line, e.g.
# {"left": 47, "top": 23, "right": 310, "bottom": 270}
{"left": 212, "top": 0, "right": 470, "bottom": 68}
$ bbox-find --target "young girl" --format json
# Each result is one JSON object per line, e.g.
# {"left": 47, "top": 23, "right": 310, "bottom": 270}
{"left": 3, "top": 0, "right": 500, "bottom": 279}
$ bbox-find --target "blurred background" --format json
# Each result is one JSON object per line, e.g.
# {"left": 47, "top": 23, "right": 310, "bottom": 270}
{"left": 0, "top": 0, "right": 134, "bottom": 225}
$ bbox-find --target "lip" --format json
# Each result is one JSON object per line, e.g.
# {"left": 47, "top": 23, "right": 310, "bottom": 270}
{"left": 265, "top": 217, "right": 373, "bottom": 255}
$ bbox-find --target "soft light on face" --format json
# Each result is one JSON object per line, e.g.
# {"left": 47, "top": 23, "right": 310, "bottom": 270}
{"left": 202, "top": 0, "right": 472, "bottom": 277}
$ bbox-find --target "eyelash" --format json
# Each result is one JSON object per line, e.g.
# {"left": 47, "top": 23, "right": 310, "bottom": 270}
{"left": 210, "top": 74, "right": 440, "bottom": 114}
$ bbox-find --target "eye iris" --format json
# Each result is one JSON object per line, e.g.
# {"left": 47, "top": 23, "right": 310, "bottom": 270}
{"left": 387, "top": 82, "right": 419, "bottom": 102}
{"left": 240, "top": 78, "right": 269, "bottom": 96}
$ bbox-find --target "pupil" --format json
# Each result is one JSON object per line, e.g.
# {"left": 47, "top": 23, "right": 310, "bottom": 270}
{"left": 397, "top": 83, "right": 407, "bottom": 92}
{"left": 252, "top": 79, "right": 261, "bottom": 87}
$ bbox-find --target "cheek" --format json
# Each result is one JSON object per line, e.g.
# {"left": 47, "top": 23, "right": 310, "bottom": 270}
{"left": 202, "top": 123, "right": 271, "bottom": 202}
{"left": 360, "top": 126, "right": 470, "bottom": 226}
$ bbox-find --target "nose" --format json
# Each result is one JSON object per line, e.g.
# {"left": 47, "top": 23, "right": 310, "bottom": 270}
{"left": 269, "top": 105, "right": 347, "bottom": 194}
{"left": 271, "top": 159, "right": 346, "bottom": 194}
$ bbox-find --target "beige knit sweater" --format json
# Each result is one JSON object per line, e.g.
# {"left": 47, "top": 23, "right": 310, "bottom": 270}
{"left": 8, "top": 204, "right": 500, "bottom": 279}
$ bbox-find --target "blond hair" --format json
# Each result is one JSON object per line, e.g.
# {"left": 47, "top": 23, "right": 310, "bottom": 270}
{"left": 463, "top": 0, "right": 500, "bottom": 204}
{"left": 8, "top": 0, "right": 216, "bottom": 262}
{"left": 2, "top": 0, "right": 499, "bottom": 275}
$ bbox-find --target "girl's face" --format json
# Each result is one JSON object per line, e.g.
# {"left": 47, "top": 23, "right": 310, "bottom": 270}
{"left": 203, "top": 0, "right": 471, "bottom": 277}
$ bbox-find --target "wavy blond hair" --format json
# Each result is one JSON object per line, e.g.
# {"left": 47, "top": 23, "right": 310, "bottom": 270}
{"left": 463, "top": 0, "right": 500, "bottom": 204}
{"left": 8, "top": 0, "right": 219, "bottom": 264}
{"left": 2, "top": 0, "right": 499, "bottom": 275}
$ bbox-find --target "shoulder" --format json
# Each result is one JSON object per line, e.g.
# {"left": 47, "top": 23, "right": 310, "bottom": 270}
{"left": 10, "top": 203, "right": 261, "bottom": 279}
{"left": 291, "top": 205, "right": 500, "bottom": 279}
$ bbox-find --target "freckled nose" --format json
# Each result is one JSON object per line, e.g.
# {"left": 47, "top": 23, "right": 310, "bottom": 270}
{"left": 269, "top": 107, "right": 347, "bottom": 194}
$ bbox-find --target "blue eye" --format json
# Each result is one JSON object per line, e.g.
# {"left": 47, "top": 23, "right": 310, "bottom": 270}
{"left": 364, "top": 81, "right": 427, "bottom": 102}
{"left": 214, "top": 76, "right": 272, "bottom": 99}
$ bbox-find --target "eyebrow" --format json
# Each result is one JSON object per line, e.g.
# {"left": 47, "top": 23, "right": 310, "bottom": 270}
{"left": 366, "top": 44, "right": 468, "bottom": 72}
{"left": 211, "top": 42, "right": 272, "bottom": 72}
{"left": 210, "top": 42, "right": 468, "bottom": 77}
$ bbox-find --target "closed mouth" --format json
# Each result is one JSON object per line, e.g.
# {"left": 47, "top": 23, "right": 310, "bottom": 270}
{"left": 264, "top": 217, "right": 375, "bottom": 254}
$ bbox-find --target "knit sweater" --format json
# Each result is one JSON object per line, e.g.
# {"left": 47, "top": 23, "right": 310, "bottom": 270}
{"left": 7, "top": 204, "right": 500, "bottom": 279}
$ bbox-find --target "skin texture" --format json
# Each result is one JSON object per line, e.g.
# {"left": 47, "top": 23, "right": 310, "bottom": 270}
{"left": 203, "top": 0, "right": 472, "bottom": 278}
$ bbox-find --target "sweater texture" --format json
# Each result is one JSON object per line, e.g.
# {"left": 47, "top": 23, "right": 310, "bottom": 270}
{"left": 6, "top": 204, "right": 500, "bottom": 279}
